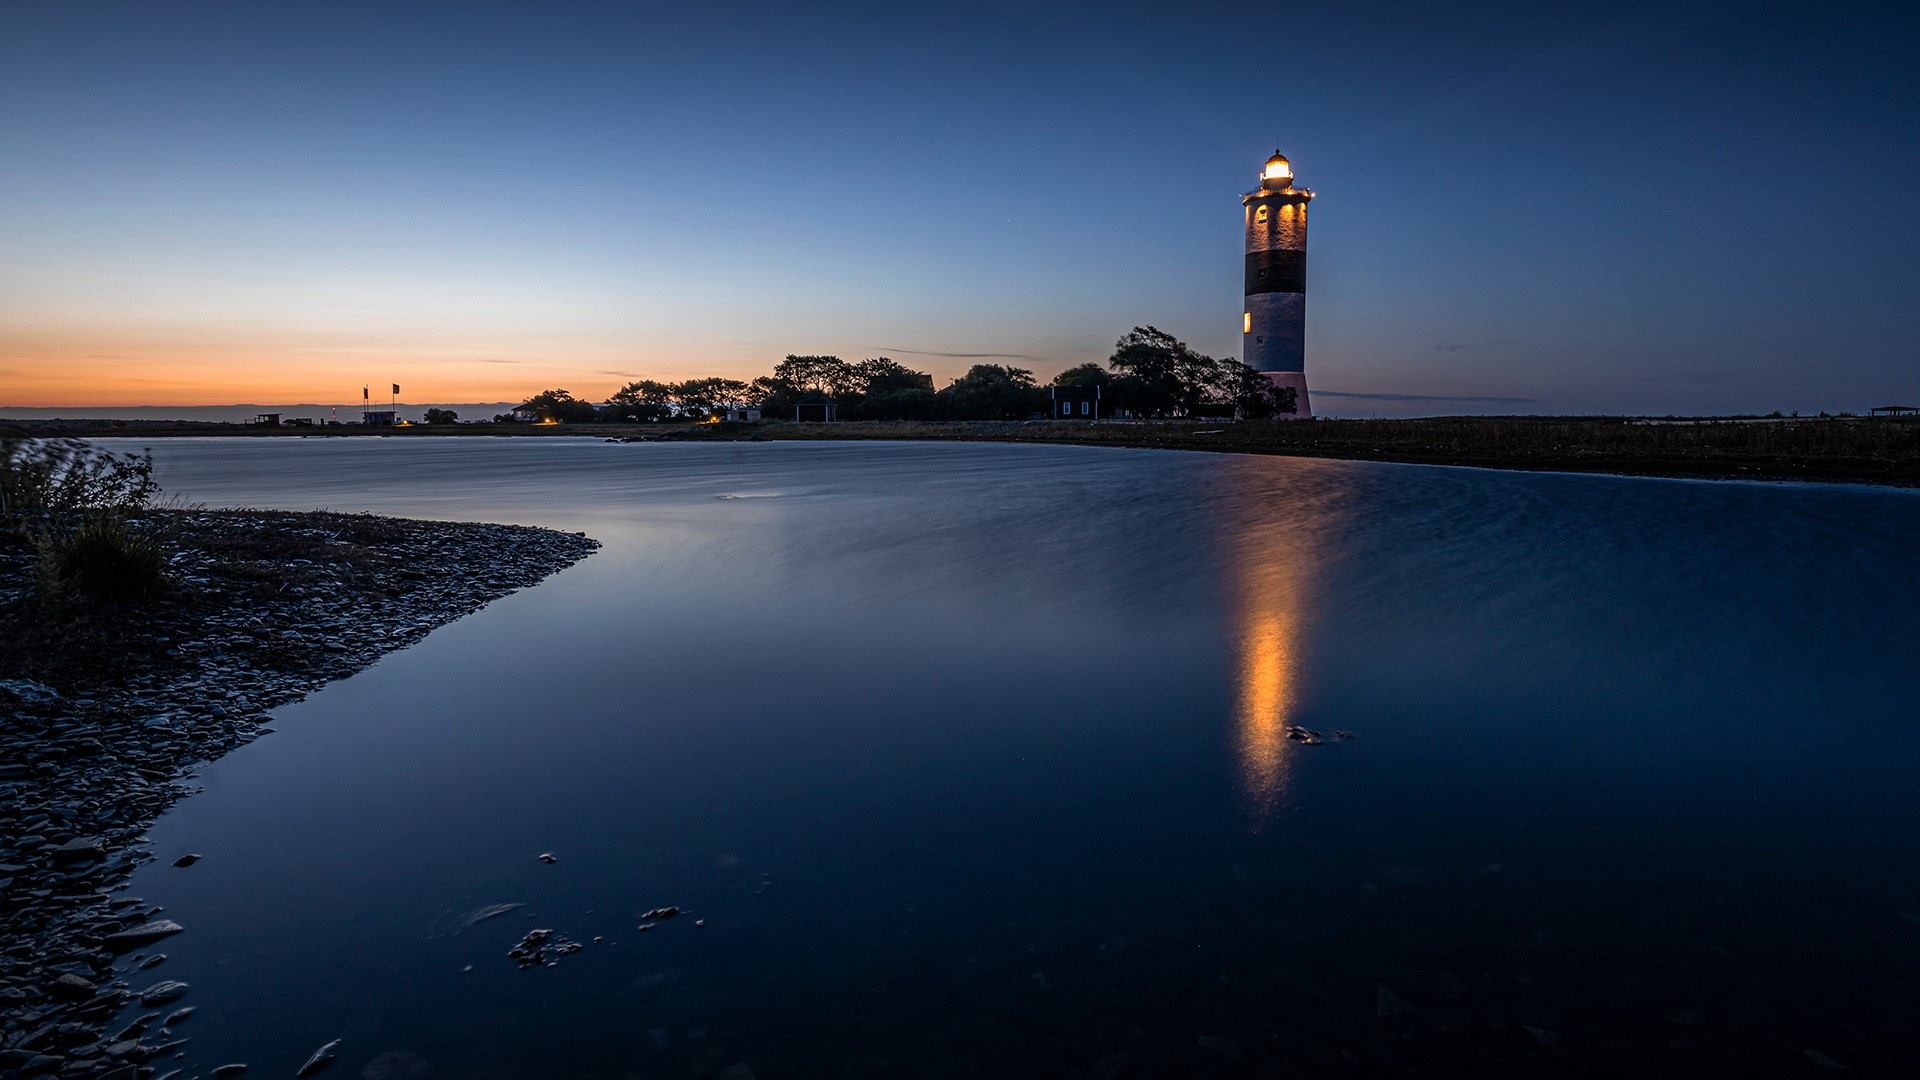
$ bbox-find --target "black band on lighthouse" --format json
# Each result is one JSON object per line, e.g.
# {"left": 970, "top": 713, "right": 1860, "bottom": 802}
{"left": 1243, "top": 249, "right": 1306, "bottom": 296}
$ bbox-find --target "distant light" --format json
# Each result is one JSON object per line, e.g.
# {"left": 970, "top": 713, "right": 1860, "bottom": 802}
{"left": 1244, "top": 312, "right": 1252, "bottom": 333}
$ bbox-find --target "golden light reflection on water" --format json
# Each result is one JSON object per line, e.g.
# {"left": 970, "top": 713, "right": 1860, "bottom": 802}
{"left": 1228, "top": 469, "right": 1339, "bottom": 821}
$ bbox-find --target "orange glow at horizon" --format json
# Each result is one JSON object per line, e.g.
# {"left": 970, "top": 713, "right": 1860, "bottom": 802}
{"left": 0, "top": 326, "right": 800, "bottom": 408}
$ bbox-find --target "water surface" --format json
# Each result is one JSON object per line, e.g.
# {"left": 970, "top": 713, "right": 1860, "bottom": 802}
{"left": 107, "top": 438, "right": 1920, "bottom": 1077}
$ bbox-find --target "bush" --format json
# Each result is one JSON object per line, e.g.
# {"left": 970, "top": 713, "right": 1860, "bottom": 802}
{"left": 33, "top": 513, "right": 169, "bottom": 598}
{"left": 1, "top": 438, "right": 158, "bottom": 518}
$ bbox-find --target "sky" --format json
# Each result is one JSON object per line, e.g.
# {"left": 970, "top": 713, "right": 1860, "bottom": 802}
{"left": 1, "top": 1, "right": 1916, "bottom": 417}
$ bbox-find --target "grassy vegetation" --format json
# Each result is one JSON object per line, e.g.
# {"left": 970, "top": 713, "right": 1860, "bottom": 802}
{"left": 2, "top": 436, "right": 172, "bottom": 604}
{"left": 31, "top": 513, "right": 170, "bottom": 597}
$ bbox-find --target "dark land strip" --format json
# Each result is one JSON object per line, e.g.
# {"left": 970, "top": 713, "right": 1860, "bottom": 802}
{"left": 0, "top": 509, "right": 597, "bottom": 1078}
{"left": 9, "top": 415, "right": 1916, "bottom": 487}
{"left": 656, "top": 416, "right": 1920, "bottom": 487}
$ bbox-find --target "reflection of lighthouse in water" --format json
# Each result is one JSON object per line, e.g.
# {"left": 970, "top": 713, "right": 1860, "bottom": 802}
{"left": 1242, "top": 150, "right": 1313, "bottom": 418}
{"left": 1227, "top": 463, "right": 1342, "bottom": 821}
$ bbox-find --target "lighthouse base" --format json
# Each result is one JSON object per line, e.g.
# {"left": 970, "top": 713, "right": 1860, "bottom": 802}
{"left": 1262, "top": 371, "right": 1312, "bottom": 419}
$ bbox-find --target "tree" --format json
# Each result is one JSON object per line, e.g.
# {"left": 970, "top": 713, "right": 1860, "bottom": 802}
{"left": 747, "top": 376, "right": 789, "bottom": 416}
{"left": 519, "top": 389, "right": 599, "bottom": 424}
{"left": 1053, "top": 363, "right": 1110, "bottom": 388}
{"left": 1220, "top": 362, "right": 1298, "bottom": 419}
{"left": 938, "top": 364, "right": 1046, "bottom": 420}
{"left": 772, "top": 355, "right": 857, "bottom": 397}
{"left": 671, "top": 377, "right": 754, "bottom": 419}
{"left": 709, "top": 378, "right": 753, "bottom": 416}
{"left": 422, "top": 408, "right": 459, "bottom": 425}
{"left": 844, "top": 357, "right": 937, "bottom": 420}
{"left": 608, "top": 380, "right": 675, "bottom": 422}
{"left": 853, "top": 357, "right": 929, "bottom": 395}
{"left": 1107, "top": 326, "right": 1225, "bottom": 417}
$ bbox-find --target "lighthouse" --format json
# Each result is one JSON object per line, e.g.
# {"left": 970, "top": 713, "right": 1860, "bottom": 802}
{"left": 1243, "top": 151, "right": 1314, "bottom": 418}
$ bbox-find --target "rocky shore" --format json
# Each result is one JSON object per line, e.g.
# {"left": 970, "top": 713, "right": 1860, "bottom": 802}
{"left": 0, "top": 509, "right": 598, "bottom": 1078}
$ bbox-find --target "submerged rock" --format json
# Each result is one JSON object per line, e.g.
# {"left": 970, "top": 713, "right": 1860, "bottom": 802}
{"left": 1804, "top": 1049, "right": 1850, "bottom": 1070}
{"left": 105, "top": 920, "right": 186, "bottom": 951}
{"left": 297, "top": 1039, "right": 343, "bottom": 1077}
{"left": 1376, "top": 988, "right": 1414, "bottom": 1018}
{"left": 1524, "top": 1025, "right": 1562, "bottom": 1047}
{"left": 508, "top": 928, "right": 582, "bottom": 969}
{"left": 428, "top": 902, "right": 525, "bottom": 939}
{"left": 138, "top": 980, "right": 189, "bottom": 1005}
{"left": 172, "top": 854, "right": 201, "bottom": 868}
{"left": 1196, "top": 1035, "right": 1243, "bottom": 1062}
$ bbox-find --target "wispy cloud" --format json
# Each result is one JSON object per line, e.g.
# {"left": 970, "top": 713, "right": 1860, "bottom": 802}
{"left": 1433, "top": 339, "right": 1520, "bottom": 353}
{"left": 84, "top": 354, "right": 141, "bottom": 360}
{"left": 473, "top": 358, "right": 522, "bottom": 365}
{"left": 876, "top": 347, "right": 1050, "bottom": 362}
{"left": 1317, "top": 390, "right": 1540, "bottom": 404}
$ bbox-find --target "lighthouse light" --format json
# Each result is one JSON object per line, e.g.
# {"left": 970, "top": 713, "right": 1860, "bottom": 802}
{"left": 1263, "top": 159, "right": 1292, "bottom": 181}
{"left": 1244, "top": 312, "right": 1252, "bottom": 333}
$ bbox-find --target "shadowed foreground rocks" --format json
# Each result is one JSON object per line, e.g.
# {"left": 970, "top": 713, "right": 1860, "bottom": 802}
{"left": 0, "top": 508, "right": 597, "bottom": 1077}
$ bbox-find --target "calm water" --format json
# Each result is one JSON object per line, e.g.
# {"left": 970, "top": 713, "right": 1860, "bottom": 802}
{"left": 103, "top": 438, "right": 1920, "bottom": 1077}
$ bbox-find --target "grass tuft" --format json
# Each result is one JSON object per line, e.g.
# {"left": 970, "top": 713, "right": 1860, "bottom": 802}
{"left": 33, "top": 513, "right": 170, "bottom": 599}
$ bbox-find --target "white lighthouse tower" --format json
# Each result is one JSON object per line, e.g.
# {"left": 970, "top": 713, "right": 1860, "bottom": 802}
{"left": 1242, "top": 151, "right": 1314, "bottom": 418}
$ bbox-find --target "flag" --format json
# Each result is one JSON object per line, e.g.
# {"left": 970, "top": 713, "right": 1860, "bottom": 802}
{"left": 392, "top": 384, "right": 400, "bottom": 395}
{"left": 362, "top": 385, "right": 368, "bottom": 401}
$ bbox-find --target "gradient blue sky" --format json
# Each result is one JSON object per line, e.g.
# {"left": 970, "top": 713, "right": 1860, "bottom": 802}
{"left": 2, "top": 1, "right": 1915, "bottom": 415}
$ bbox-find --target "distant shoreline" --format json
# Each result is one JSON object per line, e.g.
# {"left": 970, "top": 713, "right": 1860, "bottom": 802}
{"left": 5, "top": 415, "right": 1916, "bottom": 488}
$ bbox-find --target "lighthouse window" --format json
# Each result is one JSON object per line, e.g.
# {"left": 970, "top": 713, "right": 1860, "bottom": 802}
{"left": 1243, "top": 312, "right": 1252, "bottom": 333}
{"left": 1255, "top": 206, "right": 1269, "bottom": 224}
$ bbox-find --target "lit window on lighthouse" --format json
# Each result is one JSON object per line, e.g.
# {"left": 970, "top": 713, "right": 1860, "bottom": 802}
{"left": 1243, "top": 312, "right": 1252, "bottom": 333}
{"left": 1255, "top": 206, "right": 1268, "bottom": 224}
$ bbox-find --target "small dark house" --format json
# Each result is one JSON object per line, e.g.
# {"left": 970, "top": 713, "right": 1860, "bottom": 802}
{"left": 793, "top": 401, "right": 838, "bottom": 422}
{"left": 361, "top": 410, "right": 396, "bottom": 426}
{"left": 1051, "top": 384, "right": 1102, "bottom": 420}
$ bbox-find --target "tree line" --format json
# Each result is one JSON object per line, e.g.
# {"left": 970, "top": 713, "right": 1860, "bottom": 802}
{"left": 503, "top": 326, "right": 1298, "bottom": 423}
